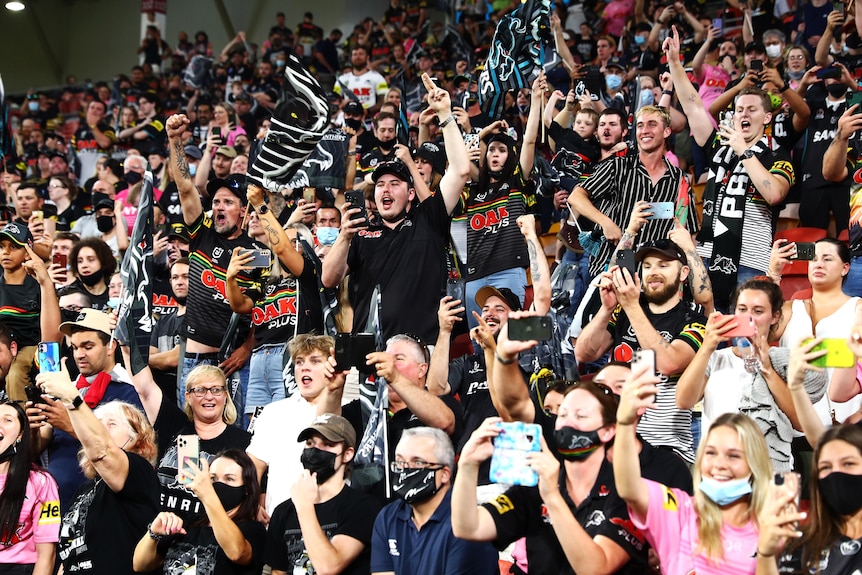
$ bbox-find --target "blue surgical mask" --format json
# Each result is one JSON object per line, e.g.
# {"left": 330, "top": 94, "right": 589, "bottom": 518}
{"left": 634, "top": 35, "right": 646, "bottom": 46}
{"left": 276, "top": 59, "right": 285, "bottom": 68}
{"left": 316, "top": 226, "right": 339, "bottom": 246}
{"left": 28, "top": 102, "right": 38, "bottom": 112}
{"left": 640, "top": 90, "right": 654, "bottom": 106}
{"left": 698, "top": 476, "right": 752, "bottom": 506}
{"left": 606, "top": 74, "right": 623, "bottom": 91}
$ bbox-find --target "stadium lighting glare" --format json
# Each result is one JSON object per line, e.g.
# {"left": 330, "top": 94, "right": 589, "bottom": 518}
{"left": 5, "top": 1, "right": 25, "bottom": 11}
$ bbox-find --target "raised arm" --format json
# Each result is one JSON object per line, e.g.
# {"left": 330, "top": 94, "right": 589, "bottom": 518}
{"left": 664, "top": 26, "right": 714, "bottom": 146}
{"left": 225, "top": 248, "right": 257, "bottom": 315}
{"left": 518, "top": 215, "right": 550, "bottom": 314}
{"left": 786, "top": 339, "right": 828, "bottom": 445}
{"left": 823, "top": 106, "right": 862, "bottom": 182}
{"left": 166, "top": 114, "right": 203, "bottom": 224}
{"left": 247, "top": 185, "right": 305, "bottom": 275}
{"left": 490, "top": 313, "right": 541, "bottom": 422}
{"left": 676, "top": 312, "right": 731, "bottom": 408}
{"left": 427, "top": 297, "right": 463, "bottom": 396}
{"left": 321, "top": 202, "right": 366, "bottom": 288}
{"left": 24, "top": 246, "right": 61, "bottom": 343}
{"left": 451, "top": 418, "right": 504, "bottom": 540}
{"left": 574, "top": 272, "right": 616, "bottom": 364}
{"left": 120, "top": 346, "right": 163, "bottom": 424}
{"left": 519, "top": 73, "right": 547, "bottom": 176}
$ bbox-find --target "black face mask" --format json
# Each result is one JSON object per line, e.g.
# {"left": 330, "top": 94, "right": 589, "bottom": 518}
{"left": 300, "top": 447, "right": 340, "bottom": 484}
{"left": 345, "top": 118, "right": 363, "bottom": 131}
{"left": 827, "top": 83, "right": 848, "bottom": 98}
{"left": 819, "top": 472, "right": 862, "bottom": 516}
{"left": 125, "top": 171, "right": 143, "bottom": 185}
{"left": 79, "top": 269, "right": 104, "bottom": 287}
{"left": 377, "top": 139, "right": 395, "bottom": 152}
{"left": 96, "top": 215, "right": 114, "bottom": 233}
{"left": 553, "top": 426, "right": 604, "bottom": 461}
{"left": 392, "top": 467, "right": 441, "bottom": 504}
{"left": 61, "top": 309, "right": 79, "bottom": 323}
{"left": 212, "top": 482, "right": 245, "bottom": 511}
{"left": 174, "top": 295, "right": 187, "bottom": 306}
{"left": 0, "top": 439, "right": 20, "bottom": 463}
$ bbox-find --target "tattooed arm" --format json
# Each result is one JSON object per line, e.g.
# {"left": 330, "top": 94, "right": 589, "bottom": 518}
{"left": 247, "top": 185, "right": 305, "bottom": 276}
{"left": 518, "top": 215, "right": 550, "bottom": 315}
{"left": 669, "top": 216, "right": 714, "bottom": 315}
{"left": 166, "top": 114, "right": 203, "bottom": 224}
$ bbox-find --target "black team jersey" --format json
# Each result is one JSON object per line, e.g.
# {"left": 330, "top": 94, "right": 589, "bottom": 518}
{"left": 184, "top": 212, "right": 263, "bottom": 348}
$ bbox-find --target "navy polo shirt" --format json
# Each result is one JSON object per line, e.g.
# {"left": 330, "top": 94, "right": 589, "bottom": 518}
{"left": 370, "top": 490, "right": 497, "bottom": 575}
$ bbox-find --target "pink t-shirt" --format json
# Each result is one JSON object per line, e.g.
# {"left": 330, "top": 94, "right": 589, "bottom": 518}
{"left": 698, "top": 64, "right": 733, "bottom": 129}
{"left": 0, "top": 470, "right": 60, "bottom": 565}
{"left": 630, "top": 479, "right": 758, "bottom": 575}
{"left": 115, "top": 187, "right": 164, "bottom": 233}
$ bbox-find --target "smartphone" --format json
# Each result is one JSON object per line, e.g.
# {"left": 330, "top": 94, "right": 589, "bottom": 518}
{"left": 303, "top": 187, "right": 316, "bottom": 204}
{"left": 344, "top": 189, "right": 368, "bottom": 224}
{"left": 834, "top": 1, "right": 845, "bottom": 14}
{"left": 847, "top": 91, "right": 862, "bottom": 111}
{"left": 616, "top": 249, "right": 638, "bottom": 279}
{"left": 816, "top": 66, "right": 842, "bottom": 80}
{"left": 575, "top": 81, "right": 586, "bottom": 98}
{"left": 711, "top": 18, "right": 723, "bottom": 34}
{"left": 211, "top": 126, "right": 224, "bottom": 145}
{"left": 489, "top": 422, "right": 542, "bottom": 486}
{"left": 52, "top": 253, "right": 67, "bottom": 270}
{"left": 721, "top": 313, "right": 756, "bottom": 338}
{"left": 774, "top": 471, "right": 801, "bottom": 513}
{"left": 750, "top": 59, "right": 763, "bottom": 72}
{"left": 646, "top": 201, "right": 674, "bottom": 220}
{"left": 508, "top": 315, "right": 552, "bottom": 341}
{"left": 632, "top": 349, "right": 656, "bottom": 375}
{"left": 791, "top": 242, "right": 816, "bottom": 261}
{"left": 806, "top": 338, "right": 856, "bottom": 368}
{"left": 241, "top": 248, "right": 271, "bottom": 268}
{"left": 446, "top": 277, "right": 466, "bottom": 303}
{"left": 36, "top": 342, "right": 61, "bottom": 373}
{"left": 334, "top": 333, "right": 376, "bottom": 371}
{"left": 176, "top": 434, "right": 200, "bottom": 485}
{"left": 25, "top": 385, "right": 44, "bottom": 405}
{"left": 464, "top": 132, "right": 480, "bottom": 150}
{"left": 721, "top": 110, "right": 735, "bottom": 130}
{"left": 29, "top": 211, "right": 43, "bottom": 225}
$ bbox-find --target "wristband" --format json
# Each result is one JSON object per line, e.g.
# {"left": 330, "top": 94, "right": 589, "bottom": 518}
{"left": 778, "top": 84, "right": 790, "bottom": 93}
{"left": 439, "top": 115, "right": 457, "bottom": 128}
{"left": 662, "top": 89, "right": 673, "bottom": 96}
{"left": 347, "top": 149, "right": 357, "bottom": 155}
{"left": 147, "top": 523, "right": 164, "bottom": 541}
{"left": 495, "top": 351, "right": 516, "bottom": 365}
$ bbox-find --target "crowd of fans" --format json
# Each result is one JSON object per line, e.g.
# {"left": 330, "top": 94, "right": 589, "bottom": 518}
{"left": 1, "top": 0, "right": 862, "bottom": 573}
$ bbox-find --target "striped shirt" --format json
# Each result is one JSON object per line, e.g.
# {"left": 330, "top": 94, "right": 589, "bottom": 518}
{"left": 581, "top": 149, "right": 699, "bottom": 277}
{"left": 607, "top": 298, "right": 706, "bottom": 463}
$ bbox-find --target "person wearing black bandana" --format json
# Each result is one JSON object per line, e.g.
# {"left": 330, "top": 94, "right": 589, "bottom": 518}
{"left": 757, "top": 425, "right": 862, "bottom": 575}
{"left": 133, "top": 449, "right": 266, "bottom": 575}
{"left": 266, "top": 414, "right": 381, "bottom": 575}
{"left": 666, "top": 27, "right": 795, "bottom": 311}
{"left": 370, "top": 427, "right": 498, "bottom": 575}
{"left": 452, "top": 382, "right": 650, "bottom": 575}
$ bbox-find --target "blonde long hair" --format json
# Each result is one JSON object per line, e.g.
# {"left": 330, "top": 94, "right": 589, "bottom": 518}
{"left": 691, "top": 413, "right": 771, "bottom": 562}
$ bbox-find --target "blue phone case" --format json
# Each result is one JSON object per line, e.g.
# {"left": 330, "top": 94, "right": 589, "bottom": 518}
{"left": 646, "top": 202, "right": 675, "bottom": 220}
{"left": 490, "top": 422, "right": 542, "bottom": 486}
{"left": 37, "top": 342, "right": 61, "bottom": 373}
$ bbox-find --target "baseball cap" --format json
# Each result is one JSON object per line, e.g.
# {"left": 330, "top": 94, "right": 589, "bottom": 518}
{"left": 235, "top": 91, "right": 253, "bottom": 104}
{"left": 215, "top": 145, "right": 237, "bottom": 159}
{"left": 635, "top": 239, "right": 687, "bottom": 265}
{"left": 606, "top": 56, "right": 626, "bottom": 70}
{"left": 49, "top": 151, "right": 68, "bottom": 162}
{"left": 414, "top": 142, "right": 446, "bottom": 175}
{"left": 371, "top": 160, "right": 413, "bottom": 186}
{"left": 94, "top": 198, "right": 115, "bottom": 212}
{"left": 297, "top": 413, "right": 357, "bottom": 449}
{"left": 206, "top": 174, "right": 247, "bottom": 204}
{"left": 343, "top": 101, "right": 364, "bottom": 116}
{"left": 475, "top": 286, "right": 522, "bottom": 311}
{"left": 59, "top": 308, "right": 113, "bottom": 337}
{"left": 167, "top": 222, "right": 191, "bottom": 243}
{"left": 183, "top": 145, "right": 203, "bottom": 160}
{"left": 744, "top": 41, "right": 766, "bottom": 54}
{"left": 0, "top": 222, "right": 33, "bottom": 248}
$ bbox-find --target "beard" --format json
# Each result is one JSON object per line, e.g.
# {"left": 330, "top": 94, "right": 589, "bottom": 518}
{"left": 644, "top": 275, "right": 682, "bottom": 305}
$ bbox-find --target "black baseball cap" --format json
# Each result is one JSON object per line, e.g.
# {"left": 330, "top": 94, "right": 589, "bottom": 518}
{"left": 635, "top": 239, "right": 687, "bottom": 265}
{"left": 343, "top": 101, "right": 364, "bottom": 116}
{"left": 606, "top": 56, "right": 626, "bottom": 71}
{"left": 744, "top": 41, "right": 766, "bottom": 54}
{"left": 206, "top": 175, "right": 247, "bottom": 205}
{"left": 371, "top": 160, "right": 413, "bottom": 186}
{"left": 475, "top": 286, "right": 522, "bottom": 311}
{"left": 414, "top": 142, "right": 446, "bottom": 175}
{"left": 167, "top": 222, "right": 191, "bottom": 243}
{"left": 0, "top": 222, "right": 33, "bottom": 248}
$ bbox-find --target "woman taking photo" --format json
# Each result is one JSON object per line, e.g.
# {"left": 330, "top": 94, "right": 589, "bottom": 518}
{"left": 211, "top": 102, "right": 246, "bottom": 148}
{"left": 677, "top": 277, "right": 827, "bottom": 470}
{"left": 0, "top": 401, "right": 59, "bottom": 575}
{"left": 616, "top": 363, "right": 773, "bottom": 574}
{"left": 134, "top": 449, "right": 266, "bottom": 575}
{"left": 157, "top": 365, "right": 250, "bottom": 521}
{"left": 34, "top": 356, "right": 160, "bottom": 575}
{"left": 68, "top": 237, "right": 117, "bottom": 311}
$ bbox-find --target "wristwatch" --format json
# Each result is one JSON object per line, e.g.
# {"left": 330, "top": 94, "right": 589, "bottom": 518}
{"left": 741, "top": 148, "right": 756, "bottom": 160}
{"left": 255, "top": 204, "right": 269, "bottom": 215}
{"left": 67, "top": 395, "right": 84, "bottom": 410}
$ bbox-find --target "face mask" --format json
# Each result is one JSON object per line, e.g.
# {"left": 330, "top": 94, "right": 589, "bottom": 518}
{"left": 174, "top": 296, "right": 187, "bottom": 306}
{"left": 345, "top": 118, "right": 363, "bottom": 131}
{"left": 125, "top": 171, "right": 143, "bottom": 185}
{"left": 28, "top": 102, "right": 38, "bottom": 112}
{"left": 377, "top": 139, "right": 395, "bottom": 152}
{"left": 189, "top": 164, "right": 197, "bottom": 176}
{"left": 606, "top": 74, "right": 623, "bottom": 91}
{"left": 787, "top": 69, "right": 805, "bottom": 80}
{"left": 698, "top": 476, "right": 752, "bottom": 506}
{"left": 0, "top": 439, "right": 20, "bottom": 463}
{"left": 769, "top": 93, "right": 783, "bottom": 110}
{"left": 212, "top": 482, "right": 245, "bottom": 511}
{"left": 554, "top": 426, "right": 604, "bottom": 461}
{"left": 300, "top": 447, "right": 340, "bottom": 484}
{"left": 634, "top": 35, "right": 646, "bottom": 46}
{"left": 316, "top": 226, "right": 339, "bottom": 246}
{"left": 276, "top": 59, "right": 285, "bottom": 68}
{"left": 765, "top": 44, "right": 782, "bottom": 59}
{"left": 518, "top": 104, "right": 529, "bottom": 114}
{"left": 640, "top": 90, "right": 655, "bottom": 106}
{"left": 819, "top": 472, "right": 862, "bottom": 516}
{"left": 96, "top": 215, "right": 115, "bottom": 233}
{"left": 61, "top": 309, "right": 79, "bottom": 323}
{"left": 827, "top": 83, "right": 848, "bottom": 98}
{"left": 392, "top": 467, "right": 441, "bottom": 504}
{"left": 79, "top": 269, "right": 104, "bottom": 287}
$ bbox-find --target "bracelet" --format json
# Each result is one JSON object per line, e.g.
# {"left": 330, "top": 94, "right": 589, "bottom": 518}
{"left": 439, "top": 115, "right": 457, "bottom": 128}
{"left": 495, "top": 351, "right": 516, "bottom": 365}
{"left": 347, "top": 149, "right": 357, "bottom": 155}
{"left": 778, "top": 84, "right": 790, "bottom": 93}
{"left": 147, "top": 522, "right": 164, "bottom": 541}
{"left": 662, "top": 89, "right": 673, "bottom": 96}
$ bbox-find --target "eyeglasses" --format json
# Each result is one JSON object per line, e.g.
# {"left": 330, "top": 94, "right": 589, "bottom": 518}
{"left": 390, "top": 459, "right": 445, "bottom": 473}
{"left": 787, "top": 55, "right": 806, "bottom": 61}
{"left": 49, "top": 183, "right": 67, "bottom": 189}
{"left": 403, "top": 333, "right": 430, "bottom": 364}
{"left": 186, "top": 385, "right": 227, "bottom": 397}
